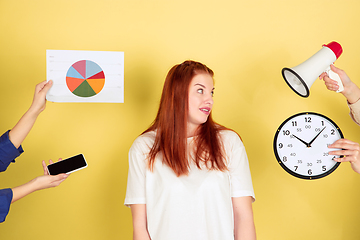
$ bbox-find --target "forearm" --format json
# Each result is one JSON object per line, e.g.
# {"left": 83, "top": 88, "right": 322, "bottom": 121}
{"left": 131, "top": 204, "right": 151, "bottom": 240}
{"left": 343, "top": 82, "right": 360, "bottom": 104}
{"left": 11, "top": 178, "right": 38, "bottom": 203}
{"left": 350, "top": 161, "right": 360, "bottom": 174}
{"left": 233, "top": 197, "right": 256, "bottom": 240}
{"left": 9, "top": 107, "right": 41, "bottom": 149}
{"left": 234, "top": 214, "right": 256, "bottom": 240}
{"left": 9, "top": 80, "right": 52, "bottom": 149}
{"left": 11, "top": 173, "right": 68, "bottom": 203}
{"left": 133, "top": 229, "right": 151, "bottom": 240}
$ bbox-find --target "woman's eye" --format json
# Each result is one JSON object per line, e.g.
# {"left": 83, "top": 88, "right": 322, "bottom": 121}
{"left": 211, "top": 91, "right": 214, "bottom": 97}
{"left": 197, "top": 89, "right": 203, "bottom": 94}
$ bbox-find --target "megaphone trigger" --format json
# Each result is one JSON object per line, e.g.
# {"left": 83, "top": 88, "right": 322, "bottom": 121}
{"left": 327, "top": 69, "right": 344, "bottom": 93}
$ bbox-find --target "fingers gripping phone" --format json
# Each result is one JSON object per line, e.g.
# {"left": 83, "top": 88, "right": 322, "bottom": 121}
{"left": 47, "top": 154, "right": 88, "bottom": 175}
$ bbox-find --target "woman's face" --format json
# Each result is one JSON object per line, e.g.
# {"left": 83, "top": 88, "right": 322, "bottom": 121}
{"left": 187, "top": 73, "right": 214, "bottom": 137}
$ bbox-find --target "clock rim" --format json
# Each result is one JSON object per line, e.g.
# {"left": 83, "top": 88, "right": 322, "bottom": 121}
{"left": 273, "top": 112, "right": 344, "bottom": 180}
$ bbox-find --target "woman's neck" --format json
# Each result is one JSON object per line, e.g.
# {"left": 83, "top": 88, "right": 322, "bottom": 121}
{"left": 187, "top": 125, "right": 198, "bottom": 138}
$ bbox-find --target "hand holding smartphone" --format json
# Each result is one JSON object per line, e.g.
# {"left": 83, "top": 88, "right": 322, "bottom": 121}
{"left": 47, "top": 154, "right": 88, "bottom": 175}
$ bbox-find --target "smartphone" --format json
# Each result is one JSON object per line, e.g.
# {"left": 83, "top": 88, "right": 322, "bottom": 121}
{"left": 47, "top": 154, "right": 88, "bottom": 175}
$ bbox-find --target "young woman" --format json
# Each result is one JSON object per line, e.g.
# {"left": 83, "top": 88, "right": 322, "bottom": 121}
{"left": 125, "top": 60, "right": 256, "bottom": 240}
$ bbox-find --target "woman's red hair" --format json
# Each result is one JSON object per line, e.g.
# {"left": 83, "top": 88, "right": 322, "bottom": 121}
{"left": 143, "top": 60, "right": 228, "bottom": 176}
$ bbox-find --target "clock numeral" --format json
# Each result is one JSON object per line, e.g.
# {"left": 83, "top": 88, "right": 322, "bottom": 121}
{"left": 321, "top": 121, "right": 325, "bottom": 126}
{"left": 331, "top": 129, "right": 335, "bottom": 135}
{"left": 278, "top": 143, "right": 283, "bottom": 149}
{"left": 283, "top": 156, "right": 287, "bottom": 162}
{"left": 290, "top": 153, "right": 296, "bottom": 156}
{"left": 305, "top": 117, "right": 312, "bottom": 123}
{"left": 287, "top": 144, "right": 293, "bottom": 148}
{"left": 308, "top": 169, "right": 313, "bottom": 175}
{"left": 323, "top": 152, "right": 329, "bottom": 156}
{"left": 294, "top": 166, "right": 298, "bottom": 171}
{"left": 323, "top": 134, "right": 328, "bottom": 138}
{"left": 305, "top": 125, "right": 311, "bottom": 129}
{"left": 292, "top": 121, "right": 297, "bottom": 126}
{"left": 317, "top": 160, "right": 322, "bottom": 164}
{"left": 297, "top": 160, "right": 303, "bottom": 164}
{"left": 315, "top": 128, "right": 321, "bottom": 132}
{"left": 307, "top": 163, "right": 313, "bottom": 167}
{"left": 322, "top": 166, "right": 327, "bottom": 171}
{"left": 296, "top": 128, "right": 302, "bottom": 132}
{"left": 283, "top": 130, "right": 290, "bottom": 135}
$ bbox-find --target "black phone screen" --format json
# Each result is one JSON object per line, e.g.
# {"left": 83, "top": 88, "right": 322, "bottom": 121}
{"left": 47, "top": 154, "right": 87, "bottom": 175}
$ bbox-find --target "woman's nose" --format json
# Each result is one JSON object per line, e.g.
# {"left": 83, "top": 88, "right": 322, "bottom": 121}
{"left": 205, "top": 93, "right": 213, "bottom": 105}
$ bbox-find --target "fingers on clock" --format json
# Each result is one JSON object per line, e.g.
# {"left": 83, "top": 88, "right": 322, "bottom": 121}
{"left": 329, "top": 139, "right": 356, "bottom": 147}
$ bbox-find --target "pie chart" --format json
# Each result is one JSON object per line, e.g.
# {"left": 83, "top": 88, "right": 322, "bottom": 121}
{"left": 66, "top": 60, "right": 105, "bottom": 97}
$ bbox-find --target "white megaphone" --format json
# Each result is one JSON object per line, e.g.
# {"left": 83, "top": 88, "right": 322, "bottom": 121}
{"left": 282, "top": 41, "right": 343, "bottom": 97}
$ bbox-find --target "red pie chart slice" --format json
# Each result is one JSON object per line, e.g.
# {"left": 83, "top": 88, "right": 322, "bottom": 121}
{"left": 87, "top": 70, "right": 105, "bottom": 79}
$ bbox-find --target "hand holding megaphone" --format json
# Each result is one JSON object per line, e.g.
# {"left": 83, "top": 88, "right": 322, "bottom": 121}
{"left": 282, "top": 41, "right": 343, "bottom": 97}
{"left": 325, "top": 65, "right": 344, "bottom": 93}
{"left": 320, "top": 64, "right": 344, "bottom": 93}
{"left": 320, "top": 64, "right": 360, "bottom": 105}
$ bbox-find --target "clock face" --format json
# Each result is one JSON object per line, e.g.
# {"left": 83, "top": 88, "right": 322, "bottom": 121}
{"left": 273, "top": 112, "right": 343, "bottom": 180}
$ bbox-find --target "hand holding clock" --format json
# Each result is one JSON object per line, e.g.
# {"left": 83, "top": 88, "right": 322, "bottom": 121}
{"left": 329, "top": 138, "right": 360, "bottom": 174}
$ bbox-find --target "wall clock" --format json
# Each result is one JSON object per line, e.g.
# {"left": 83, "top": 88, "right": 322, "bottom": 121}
{"left": 273, "top": 112, "right": 343, "bottom": 180}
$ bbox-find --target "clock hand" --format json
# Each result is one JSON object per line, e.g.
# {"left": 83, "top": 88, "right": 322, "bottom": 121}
{"left": 308, "top": 126, "right": 326, "bottom": 147}
{"left": 291, "top": 134, "right": 310, "bottom": 147}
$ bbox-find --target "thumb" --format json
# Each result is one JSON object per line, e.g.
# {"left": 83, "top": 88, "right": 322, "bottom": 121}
{"left": 54, "top": 173, "right": 69, "bottom": 181}
{"left": 50, "top": 174, "right": 69, "bottom": 187}
{"left": 330, "top": 64, "right": 343, "bottom": 75}
{"left": 40, "top": 80, "right": 53, "bottom": 94}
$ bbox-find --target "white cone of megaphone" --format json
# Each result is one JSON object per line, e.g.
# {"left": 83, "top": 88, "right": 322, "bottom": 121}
{"left": 282, "top": 41, "right": 343, "bottom": 98}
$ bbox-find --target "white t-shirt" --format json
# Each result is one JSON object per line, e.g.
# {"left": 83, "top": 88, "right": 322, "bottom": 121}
{"left": 124, "top": 130, "right": 255, "bottom": 240}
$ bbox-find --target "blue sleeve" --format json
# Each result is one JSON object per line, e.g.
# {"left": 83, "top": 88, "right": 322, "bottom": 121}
{"left": 0, "top": 188, "right": 13, "bottom": 223}
{"left": 0, "top": 131, "right": 24, "bottom": 172}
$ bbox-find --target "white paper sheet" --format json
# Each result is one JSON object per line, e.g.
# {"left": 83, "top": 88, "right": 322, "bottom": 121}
{"left": 46, "top": 50, "right": 124, "bottom": 103}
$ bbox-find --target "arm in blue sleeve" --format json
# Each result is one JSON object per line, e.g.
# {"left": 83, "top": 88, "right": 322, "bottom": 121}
{"left": 0, "top": 131, "right": 24, "bottom": 172}
{"left": 0, "top": 189, "right": 13, "bottom": 223}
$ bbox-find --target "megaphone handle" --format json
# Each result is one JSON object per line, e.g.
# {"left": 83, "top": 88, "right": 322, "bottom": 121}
{"left": 325, "top": 67, "right": 344, "bottom": 93}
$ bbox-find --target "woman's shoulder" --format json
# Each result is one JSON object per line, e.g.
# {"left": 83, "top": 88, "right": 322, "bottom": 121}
{"left": 218, "top": 129, "right": 241, "bottom": 141}
{"left": 139, "top": 130, "right": 156, "bottom": 140}
{"left": 130, "top": 130, "right": 156, "bottom": 152}
{"left": 218, "top": 129, "right": 245, "bottom": 150}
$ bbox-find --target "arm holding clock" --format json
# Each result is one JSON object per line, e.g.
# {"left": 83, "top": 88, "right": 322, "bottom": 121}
{"left": 319, "top": 65, "right": 360, "bottom": 125}
{"left": 328, "top": 138, "right": 360, "bottom": 174}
